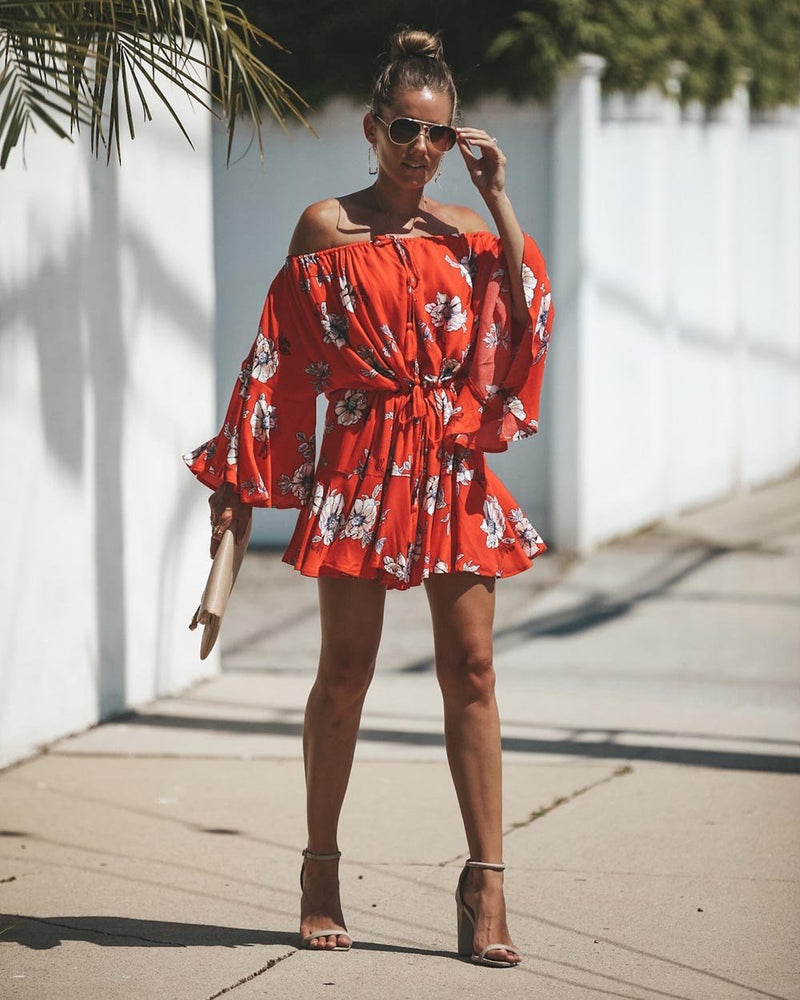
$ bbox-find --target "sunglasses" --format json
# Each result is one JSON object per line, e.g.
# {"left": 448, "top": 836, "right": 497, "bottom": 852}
{"left": 374, "top": 115, "right": 457, "bottom": 152}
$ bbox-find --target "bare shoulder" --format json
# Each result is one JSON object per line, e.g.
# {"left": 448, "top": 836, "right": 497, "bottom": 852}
{"left": 433, "top": 202, "right": 491, "bottom": 235}
{"left": 287, "top": 199, "right": 343, "bottom": 256}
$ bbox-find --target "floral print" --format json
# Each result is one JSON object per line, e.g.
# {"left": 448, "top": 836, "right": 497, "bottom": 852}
{"left": 521, "top": 262, "right": 536, "bottom": 308}
{"left": 315, "top": 489, "right": 345, "bottom": 545}
{"left": 335, "top": 388, "right": 368, "bottom": 425}
{"left": 425, "top": 292, "right": 468, "bottom": 332}
{"left": 509, "top": 507, "right": 544, "bottom": 557}
{"left": 184, "top": 231, "right": 553, "bottom": 589}
{"left": 251, "top": 330, "right": 279, "bottom": 382}
{"left": 320, "top": 302, "right": 348, "bottom": 348}
{"left": 250, "top": 394, "right": 277, "bottom": 441}
{"left": 480, "top": 495, "right": 508, "bottom": 549}
{"left": 341, "top": 487, "right": 381, "bottom": 547}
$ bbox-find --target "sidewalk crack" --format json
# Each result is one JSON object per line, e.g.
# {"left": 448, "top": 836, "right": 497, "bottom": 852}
{"left": 506, "top": 765, "right": 633, "bottom": 834}
{"left": 206, "top": 950, "right": 295, "bottom": 998}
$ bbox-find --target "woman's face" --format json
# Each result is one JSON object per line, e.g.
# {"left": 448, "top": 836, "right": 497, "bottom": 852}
{"left": 365, "top": 87, "right": 454, "bottom": 192}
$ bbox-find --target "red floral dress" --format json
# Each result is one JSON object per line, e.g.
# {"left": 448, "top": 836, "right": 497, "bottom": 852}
{"left": 184, "top": 231, "right": 554, "bottom": 589}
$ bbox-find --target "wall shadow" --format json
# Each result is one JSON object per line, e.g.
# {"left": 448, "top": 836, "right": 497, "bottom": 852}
{"left": 113, "top": 709, "right": 800, "bottom": 774}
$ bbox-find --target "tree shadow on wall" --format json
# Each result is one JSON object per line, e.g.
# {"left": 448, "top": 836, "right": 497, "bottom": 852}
{"left": 0, "top": 148, "right": 211, "bottom": 722}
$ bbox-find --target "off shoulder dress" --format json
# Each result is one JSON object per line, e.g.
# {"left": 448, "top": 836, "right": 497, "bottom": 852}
{"left": 184, "top": 230, "right": 554, "bottom": 590}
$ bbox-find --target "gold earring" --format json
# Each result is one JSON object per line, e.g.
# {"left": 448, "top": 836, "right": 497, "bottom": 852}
{"left": 368, "top": 145, "right": 378, "bottom": 175}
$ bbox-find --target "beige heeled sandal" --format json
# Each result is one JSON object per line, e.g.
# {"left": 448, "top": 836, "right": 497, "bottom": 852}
{"left": 299, "top": 849, "right": 352, "bottom": 951}
{"left": 456, "top": 860, "right": 521, "bottom": 968}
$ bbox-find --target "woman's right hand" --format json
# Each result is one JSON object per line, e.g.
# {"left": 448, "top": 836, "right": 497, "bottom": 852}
{"left": 208, "top": 483, "right": 252, "bottom": 557}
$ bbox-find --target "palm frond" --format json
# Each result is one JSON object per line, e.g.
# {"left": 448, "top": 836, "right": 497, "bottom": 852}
{"left": 0, "top": 1, "right": 315, "bottom": 167}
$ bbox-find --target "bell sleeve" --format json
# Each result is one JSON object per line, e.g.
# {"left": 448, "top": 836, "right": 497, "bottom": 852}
{"left": 183, "top": 264, "right": 318, "bottom": 508}
{"left": 448, "top": 232, "right": 554, "bottom": 453}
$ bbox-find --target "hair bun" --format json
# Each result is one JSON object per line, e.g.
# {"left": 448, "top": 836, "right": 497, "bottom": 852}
{"left": 390, "top": 29, "right": 444, "bottom": 62}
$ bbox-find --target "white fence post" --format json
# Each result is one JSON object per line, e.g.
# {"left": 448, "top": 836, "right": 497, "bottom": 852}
{"left": 549, "top": 53, "right": 606, "bottom": 553}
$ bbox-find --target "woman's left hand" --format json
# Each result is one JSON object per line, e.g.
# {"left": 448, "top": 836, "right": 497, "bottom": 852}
{"left": 455, "top": 127, "right": 507, "bottom": 202}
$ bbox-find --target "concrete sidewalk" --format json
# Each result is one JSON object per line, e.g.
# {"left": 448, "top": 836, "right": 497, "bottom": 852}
{"left": 2, "top": 476, "right": 799, "bottom": 999}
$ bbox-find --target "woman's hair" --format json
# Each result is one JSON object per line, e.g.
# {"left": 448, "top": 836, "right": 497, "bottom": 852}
{"left": 370, "top": 29, "right": 458, "bottom": 120}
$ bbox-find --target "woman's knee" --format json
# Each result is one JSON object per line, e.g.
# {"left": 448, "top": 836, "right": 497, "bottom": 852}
{"left": 315, "top": 647, "right": 376, "bottom": 709}
{"left": 437, "top": 648, "right": 497, "bottom": 705}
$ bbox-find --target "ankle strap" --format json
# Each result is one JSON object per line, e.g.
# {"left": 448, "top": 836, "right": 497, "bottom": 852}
{"left": 466, "top": 859, "right": 505, "bottom": 871}
{"left": 302, "top": 848, "right": 342, "bottom": 861}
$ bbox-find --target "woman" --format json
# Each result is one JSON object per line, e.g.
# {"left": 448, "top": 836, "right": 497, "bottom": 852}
{"left": 184, "top": 28, "right": 553, "bottom": 968}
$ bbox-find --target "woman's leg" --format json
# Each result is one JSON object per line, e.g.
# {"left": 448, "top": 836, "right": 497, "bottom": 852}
{"left": 424, "top": 573, "right": 520, "bottom": 965}
{"left": 300, "top": 574, "right": 387, "bottom": 949}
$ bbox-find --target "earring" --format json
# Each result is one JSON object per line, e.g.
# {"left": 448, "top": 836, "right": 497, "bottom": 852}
{"left": 368, "top": 145, "right": 378, "bottom": 176}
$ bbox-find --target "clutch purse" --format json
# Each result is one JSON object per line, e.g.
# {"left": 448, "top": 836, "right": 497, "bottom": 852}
{"left": 189, "top": 519, "right": 252, "bottom": 659}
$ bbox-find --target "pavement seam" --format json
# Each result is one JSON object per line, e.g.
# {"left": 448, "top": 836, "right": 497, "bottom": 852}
{"left": 505, "top": 764, "right": 633, "bottom": 834}
{"left": 438, "top": 765, "right": 634, "bottom": 867}
{"left": 205, "top": 950, "right": 296, "bottom": 998}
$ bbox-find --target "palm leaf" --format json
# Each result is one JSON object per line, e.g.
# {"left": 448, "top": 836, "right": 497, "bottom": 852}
{"left": 0, "top": 1, "right": 315, "bottom": 167}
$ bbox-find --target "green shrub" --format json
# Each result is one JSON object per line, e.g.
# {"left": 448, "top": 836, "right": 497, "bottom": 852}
{"left": 243, "top": 0, "right": 800, "bottom": 111}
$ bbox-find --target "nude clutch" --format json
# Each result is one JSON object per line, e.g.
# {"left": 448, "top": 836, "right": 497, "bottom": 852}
{"left": 189, "top": 519, "right": 252, "bottom": 659}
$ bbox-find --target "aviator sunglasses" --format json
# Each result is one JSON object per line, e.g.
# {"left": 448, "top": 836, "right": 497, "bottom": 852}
{"left": 374, "top": 114, "right": 458, "bottom": 152}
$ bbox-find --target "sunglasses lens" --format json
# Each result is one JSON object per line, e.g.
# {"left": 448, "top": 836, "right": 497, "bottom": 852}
{"left": 388, "top": 118, "right": 423, "bottom": 144}
{"left": 429, "top": 125, "right": 457, "bottom": 151}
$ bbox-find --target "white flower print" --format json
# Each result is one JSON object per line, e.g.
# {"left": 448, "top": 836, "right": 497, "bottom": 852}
{"left": 503, "top": 395, "right": 526, "bottom": 421}
{"left": 317, "top": 489, "right": 345, "bottom": 545}
{"left": 338, "top": 273, "right": 358, "bottom": 312}
{"left": 383, "top": 552, "right": 411, "bottom": 583}
{"left": 380, "top": 324, "right": 398, "bottom": 356}
{"left": 536, "top": 291, "right": 551, "bottom": 335}
{"left": 225, "top": 426, "right": 239, "bottom": 466}
{"left": 309, "top": 481, "right": 325, "bottom": 515}
{"left": 432, "top": 388, "right": 462, "bottom": 427}
{"left": 391, "top": 456, "right": 412, "bottom": 477}
{"left": 433, "top": 560, "right": 449, "bottom": 574}
{"left": 457, "top": 555, "right": 481, "bottom": 573}
{"left": 444, "top": 253, "right": 474, "bottom": 288}
{"left": 342, "top": 495, "right": 379, "bottom": 546}
{"left": 509, "top": 507, "right": 544, "bottom": 557}
{"left": 480, "top": 495, "right": 507, "bottom": 549}
{"left": 442, "top": 447, "right": 474, "bottom": 488}
{"left": 521, "top": 262, "right": 537, "bottom": 308}
{"left": 250, "top": 394, "right": 277, "bottom": 441}
{"left": 335, "top": 389, "right": 368, "bottom": 426}
{"left": 423, "top": 475, "right": 446, "bottom": 515}
{"left": 252, "top": 330, "right": 279, "bottom": 382}
{"left": 279, "top": 462, "right": 314, "bottom": 504}
{"left": 483, "top": 323, "right": 510, "bottom": 351}
{"left": 425, "top": 292, "right": 467, "bottom": 332}
{"left": 320, "top": 302, "right": 348, "bottom": 348}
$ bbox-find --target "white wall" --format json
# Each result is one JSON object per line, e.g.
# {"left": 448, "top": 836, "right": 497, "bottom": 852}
{"left": 0, "top": 91, "right": 217, "bottom": 767}
{"left": 551, "top": 60, "right": 800, "bottom": 551}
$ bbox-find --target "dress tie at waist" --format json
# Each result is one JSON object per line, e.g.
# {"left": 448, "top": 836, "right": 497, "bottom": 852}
{"left": 391, "top": 378, "right": 450, "bottom": 446}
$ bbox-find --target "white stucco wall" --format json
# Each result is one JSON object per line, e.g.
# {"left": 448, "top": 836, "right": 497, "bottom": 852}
{"left": 551, "top": 61, "right": 800, "bottom": 552}
{"left": 0, "top": 92, "right": 217, "bottom": 767}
